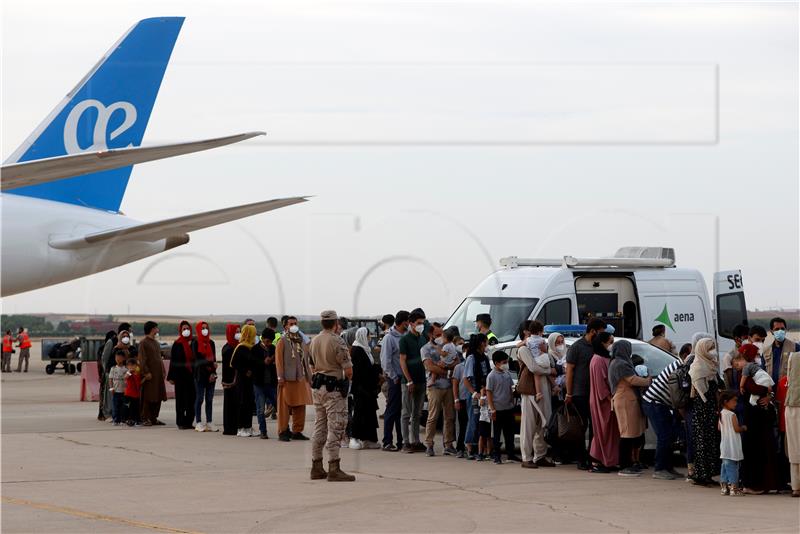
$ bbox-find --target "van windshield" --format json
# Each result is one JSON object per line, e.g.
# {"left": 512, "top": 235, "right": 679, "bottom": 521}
{"left": 446, "top": 297, "right": 539, "bottom": 343}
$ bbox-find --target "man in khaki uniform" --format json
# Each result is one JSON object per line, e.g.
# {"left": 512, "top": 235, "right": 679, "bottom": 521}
{"left": 309, "top": 310, "right": 355, "bottom": 482}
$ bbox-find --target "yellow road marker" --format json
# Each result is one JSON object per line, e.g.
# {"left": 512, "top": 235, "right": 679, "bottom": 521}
{"left": 1, "top": 496, "right": 203, "bottom": 534}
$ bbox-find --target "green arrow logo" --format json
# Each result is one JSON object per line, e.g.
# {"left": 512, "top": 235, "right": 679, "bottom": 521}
{"left": 655, "top": 304, "right": 675, "bottom": 332}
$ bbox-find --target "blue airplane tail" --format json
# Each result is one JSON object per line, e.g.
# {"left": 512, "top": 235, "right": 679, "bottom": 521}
{"left": 5, "top": 17, "right": 184, "bottom": 212}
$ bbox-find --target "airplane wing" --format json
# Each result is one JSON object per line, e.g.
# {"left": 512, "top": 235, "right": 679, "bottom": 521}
{"left": 0, "top": 132, "right": 264, "bottom": 191}
{"left": 49, "top": 196, "right": 308, "bottom": 249}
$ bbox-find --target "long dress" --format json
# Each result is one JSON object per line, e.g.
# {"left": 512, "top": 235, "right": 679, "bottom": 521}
{"left": 741, "top": 382, "right": 781, "bottom": 492}
{"left": 589, "top": 355, "right": 619, "bottom": 467}
{"left": 351, "top": 346, "right": 380, "bottom": 443}
{"left": 167, "top": 342, "right": 195, "bottom": 429}
{"left": 231, "top": 344, "right": 254, "bottom": 430}
{"left": 691, "top": 379, "right": 721, "bottom": 483}
{"left": 221, "top": 342, "right": 239, "bottom": 435}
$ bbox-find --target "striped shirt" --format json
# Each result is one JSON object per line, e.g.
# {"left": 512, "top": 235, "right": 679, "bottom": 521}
{"left": 642, "top": 360, "right": 681, "bottom": 406}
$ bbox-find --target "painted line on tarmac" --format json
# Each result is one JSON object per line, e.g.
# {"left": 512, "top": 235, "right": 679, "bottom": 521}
{"left": 1, "top": 496, "right": 203, "bottom": 534}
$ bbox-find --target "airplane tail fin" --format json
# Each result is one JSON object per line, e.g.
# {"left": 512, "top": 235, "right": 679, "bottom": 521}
{"left": 5, "top": 17, "right": 184, "bottom": 212}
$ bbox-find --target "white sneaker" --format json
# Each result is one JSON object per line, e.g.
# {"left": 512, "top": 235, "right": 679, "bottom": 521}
{"left": 236, "top": 428, "right": 247, "bottom": 437}
{"left": 195, "top": 422, "right": 206, "bottom": 432}
{"left": 363, "top": 440, "right": 381, "bottom": 449}
{"left": 245, "top": 427, "right": 256, "bottom": 437}
{"left": 205, "top": 422, "right": 219, "bottom": 432}
{"left": 349, "top": 438, "right": 363, "bottom": 450}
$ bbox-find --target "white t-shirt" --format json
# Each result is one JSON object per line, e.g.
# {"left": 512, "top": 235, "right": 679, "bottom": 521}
{"left": 719, "top": 408, "right": 743, "bottom": 461}
{"left": 720, "top": 349, "right": 734, "bottom": 373}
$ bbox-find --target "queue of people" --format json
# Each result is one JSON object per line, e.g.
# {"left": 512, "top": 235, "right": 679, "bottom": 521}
{"left": 91, "top": 311, "right": 800, "bottom": 493}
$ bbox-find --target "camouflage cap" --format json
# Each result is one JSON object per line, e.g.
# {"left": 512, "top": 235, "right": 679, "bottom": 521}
{"left": 320, "top": 310, "right": 339, "bottom": 321}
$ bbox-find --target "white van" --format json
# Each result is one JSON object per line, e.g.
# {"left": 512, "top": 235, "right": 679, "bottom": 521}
{"left": 445, "top": 247, "right": 747, "bottom": 353}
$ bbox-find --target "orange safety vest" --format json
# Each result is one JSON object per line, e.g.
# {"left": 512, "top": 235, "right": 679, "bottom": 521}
{"left": 19, "top": 332, "right": 32, "bottom": 349}
{"left": 2, "top": 335, "right": 13, "bottom": 353}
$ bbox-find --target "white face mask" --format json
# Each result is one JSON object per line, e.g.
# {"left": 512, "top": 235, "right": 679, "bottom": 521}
{"left": 435, "top": 336, "right": 444, "bottom": 345}
{"left": 121, "top": 337, "right": 130, "bottom": 345}
{"left": 289, "top": 325, "right": 300, "bottom": 334}
{"left": 181, "top": 329, "right": 191, "bottom": 338}
{"left": 414, "top": 324, "right": 425, "bottom": 334}
{"left": 201, "top": 328, "right": 209, "bottom": 337}
{"left": 556, "top": 345, "right": 566, "bottom": 356}
{"left": 234, "top": 333, "right": 242, "bottom": 341}
{"left": 708, "top": 349, "right": 718, "bottom": 358}
{"left": 753, "top": 341, "right": 764, "bottom": 350}
{"left": 500, "top": 363, "right": 509, "bottom": 372}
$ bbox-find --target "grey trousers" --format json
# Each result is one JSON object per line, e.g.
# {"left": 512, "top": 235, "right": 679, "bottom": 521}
{"left": 401, "top": 383, "right": 426, "bottom": 445}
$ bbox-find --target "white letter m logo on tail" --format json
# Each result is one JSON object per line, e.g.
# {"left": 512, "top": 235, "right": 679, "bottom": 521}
{"left": 63, "top": 99, "right": 137, "bottom": 154}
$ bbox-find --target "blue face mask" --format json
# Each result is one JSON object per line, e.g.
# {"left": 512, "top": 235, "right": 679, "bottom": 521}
{"left": 773, "top": 329, "right": 786, "bottom": 342}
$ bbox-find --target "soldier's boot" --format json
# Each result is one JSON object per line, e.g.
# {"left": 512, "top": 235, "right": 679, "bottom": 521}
{"left": 327, "top": 459, "right": 356, "bottom": 482}
{"left": 310, "top": 459, "right": 327, "bottom": 480}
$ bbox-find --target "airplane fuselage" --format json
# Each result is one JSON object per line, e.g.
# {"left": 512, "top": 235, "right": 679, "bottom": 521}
{"left": 0, "top": 193, "right": 184, "bottom": 296}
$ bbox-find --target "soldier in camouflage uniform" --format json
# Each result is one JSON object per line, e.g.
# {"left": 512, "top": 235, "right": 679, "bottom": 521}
{"left": 309, "top": 310, "right": 356, "bottom": 482}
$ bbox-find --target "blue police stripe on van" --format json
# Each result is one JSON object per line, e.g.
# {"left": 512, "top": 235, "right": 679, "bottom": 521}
{"left": 7, "top": 17, "right": 184, "bottom": 212}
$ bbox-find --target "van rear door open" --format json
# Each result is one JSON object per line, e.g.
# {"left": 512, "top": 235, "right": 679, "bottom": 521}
{"left": 713, "top": 270, "right": 749, "bottom": 343}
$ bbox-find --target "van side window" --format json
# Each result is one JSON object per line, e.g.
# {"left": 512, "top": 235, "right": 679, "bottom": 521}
{"left": 717, "top": 293, "right": 747, "bottom": 339}
{"left": 536, "top": 298, "right": 571, "bottom": 326}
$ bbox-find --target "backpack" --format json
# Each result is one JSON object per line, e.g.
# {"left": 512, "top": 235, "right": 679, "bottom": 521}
{"left": 668, "top": 363, "right": 691, "bottom": 410}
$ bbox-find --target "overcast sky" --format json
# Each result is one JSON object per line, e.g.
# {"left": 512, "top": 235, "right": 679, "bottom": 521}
{"left": 1, "top": 0, "right": 798, "bottom": 318}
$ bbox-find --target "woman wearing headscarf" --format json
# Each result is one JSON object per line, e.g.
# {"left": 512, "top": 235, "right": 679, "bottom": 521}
{"left": 98, "top": 330, "right": 116, "bottom": 421}
{"left": 740, "top": 343, "right": 781, "bottom": 494}
{"left": 589, "top": 332, "right": 619, "bottom": 472}
{"left": 231, "top": 324, "right": 257, "bottom": 437}
{"left": 349, "top": 327, "right": 381, "bottom": 449}
{"left": 687, "top": 337, "right": 722, "bottom": 485}
{"left": 167, "top": 321, "right": 196, "bottom": 429}
{"left": 683, "top": 331, "right": 714, "bottom": 478}
{"left": 221, "top": 324, "right": 241, "bottom": 436}
{"left": 609, "top": 339, "right": 652, "bottom": 477}
{"left": 191, "top": 321, "right": 218, "bottom": 432}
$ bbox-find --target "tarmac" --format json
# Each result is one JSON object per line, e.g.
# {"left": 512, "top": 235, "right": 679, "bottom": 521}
{"left": 2, "top": 351, "right": 799, "bottom": 534}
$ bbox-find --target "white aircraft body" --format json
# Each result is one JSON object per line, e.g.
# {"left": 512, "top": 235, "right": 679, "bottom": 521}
{"left": 1, "top": 17, "right": 305, "bottom": 297}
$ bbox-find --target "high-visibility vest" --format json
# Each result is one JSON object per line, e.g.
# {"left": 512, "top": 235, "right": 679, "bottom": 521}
{"left": 19, "top": 332, "right": 32, "bottom": 349}
{"left": 486, "top": 331, "right": 498, "bottom": 345}
{"left": 2, "top": 335, "right": 13, "bottom": 353}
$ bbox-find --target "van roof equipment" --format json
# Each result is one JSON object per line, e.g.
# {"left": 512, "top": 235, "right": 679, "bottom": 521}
{"left": 500, "top": 247, "right": 676, "bottom": 269}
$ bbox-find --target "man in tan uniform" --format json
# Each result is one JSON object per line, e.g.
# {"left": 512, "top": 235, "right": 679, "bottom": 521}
{"left": 309, "top": 310, "right": 355, "bottom": 482}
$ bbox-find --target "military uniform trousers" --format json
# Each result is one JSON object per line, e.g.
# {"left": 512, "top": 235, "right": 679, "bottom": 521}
{"left": 312, "top": 388, "right": 348, "bottom": 462}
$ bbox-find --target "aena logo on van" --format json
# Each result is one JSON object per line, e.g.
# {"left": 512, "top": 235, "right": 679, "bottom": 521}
{"left": 654, "top": 304, "right": 695, "bottom": 332}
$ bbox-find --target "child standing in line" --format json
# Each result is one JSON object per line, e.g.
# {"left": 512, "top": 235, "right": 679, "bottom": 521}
{"left": 108, "top": 350, "right": 127, "bottom": 425}
{"left": 124, "top": 358, "right": 142, "bottom": 426}
{"left": 487, "top": 351, "right": 520, "bottom": 464}
{"left": 477, "top": 387, "right": 492, "bottom": 461}
{"left": 719, "top": 391, "right": 747, "bottom": 496}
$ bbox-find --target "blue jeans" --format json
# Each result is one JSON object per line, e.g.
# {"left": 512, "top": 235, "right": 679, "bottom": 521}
{"left": 253, "top": 383, "right": 277, "bottom": 434}
{"left": 112, "top": 392, "right": 124, "bottom": 423}
{"left": 195, "top": 378, "right": 214, "bottom": 423}
{"left": 643, "top": 400, "right": 675, "bottom": 472}
{"left": 383, "top": 379, "right": 403, "bottom": 447}
{"left": 465, "top": 401, "right": 480, "bottom": 447}
{"left": 720, "top": 459, "right": 740, "bottom": 484}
